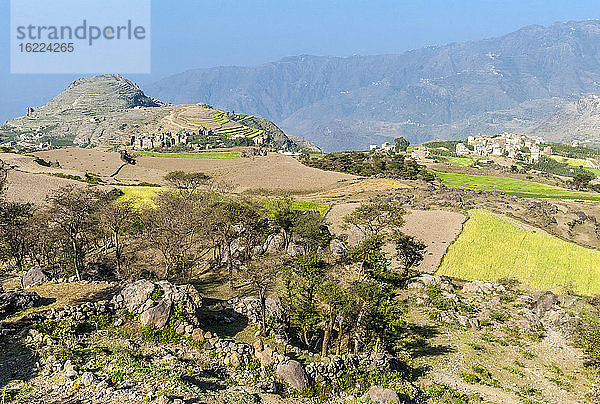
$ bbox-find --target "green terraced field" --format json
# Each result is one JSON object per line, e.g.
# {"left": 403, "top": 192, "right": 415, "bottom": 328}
{"left": 433, "top": 170, "right": 600, "bottom": 201}
{"left": 438, "top": 209, "right": 600, "bottom": 295}
{"left": 547, "top": 155, "right": 600, "bottom": 177}
{"left": 139, "top": 151, "right": 240, "bottom": 159}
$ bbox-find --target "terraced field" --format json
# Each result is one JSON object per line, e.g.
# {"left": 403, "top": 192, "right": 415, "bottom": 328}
{"left": 547, "top": 155, "right": 600, "bottom": 176}
{"left": 438, "top": 209, "right": 600, "bottom": 295}
{"left": 173, "top": 109, "right": 264, "bottom": 139}
{"left": 434, "top": 170, "right": 600, "bottom": 201}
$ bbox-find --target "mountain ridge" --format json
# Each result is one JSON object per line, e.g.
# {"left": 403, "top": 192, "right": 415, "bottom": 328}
{"left": 146, "top": 19, "right": 600, "bottom": 151}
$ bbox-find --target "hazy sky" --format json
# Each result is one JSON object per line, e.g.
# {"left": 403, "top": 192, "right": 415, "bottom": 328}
{"left": 0, "top": 0, "right": 599, "bottom": 122}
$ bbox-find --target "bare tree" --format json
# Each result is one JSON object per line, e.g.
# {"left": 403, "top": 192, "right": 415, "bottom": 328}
{"left": 343, "top": 198, "right": 405, "bottom": 237}
{"left": 99, "top": 195, "right": 138, "bottom": 278}
{"left": 241, "top": 253, "right": 285, "bottom": 335}
{"left": 46, "top": 185, "right": 103, "bottom": 280}
{"left": 0, "top": 201, "right": 34, "bottom": 272}
{"left": 143, "top": 192, "right": 208, "bottom": 280}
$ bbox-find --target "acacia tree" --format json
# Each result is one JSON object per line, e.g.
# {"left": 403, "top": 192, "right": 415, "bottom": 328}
{"left": 390, "top": 231, "right": 426, "bottom": 277}
{"left": 343, "top": 198, "right": 405, "bottom": 238}
{"left": 164, "top": 171, "right": 211, "bottom": 199}
{"left": 143, "top": 192, "right": 208, "bottom": 280}
{"left": 241, "top": 252, "right": 285, "bottom": 335}
{"left": 99, "top": 195, "right": 138, "bottom": 278}
{"left": 46, "top": 185, "right": 103, "bottom": 280}
{"left": 0, "top": 201, "right": 34, "bottom": 272}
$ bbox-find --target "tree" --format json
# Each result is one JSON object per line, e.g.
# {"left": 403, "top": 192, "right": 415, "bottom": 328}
{"left": 164, "top": 171, "right": 210, "bottom": 198}
{"left": 572, "top": 172, "right": 594, "bottom": 190}
{"left": 284, "top": 253, "right": 328, "bottom": 348}
{"left": 99, "top": 195, "right": 138, "bottom": 278}
{"left": 46, "top": 186, "right": 103, "bottom": 280}
{"left": 143, "top": 192, "right": 208, "bottom": 280}
{"left": 0, "top": 201, "right": 34, "bottom": 272}
{"left": 292, "top": 210, "right": 332, "bottom": 253}
{"left": 394, "top": 137, "right": 410, "bottom": 152}
{"left": 343, "top": 198, "right": 405, "bottom": 238}
{"left": 241, "top": 253, "right": 285, "bottom": 335}
{"left": 390, "top": 231, "right": 426, "bottom": 277}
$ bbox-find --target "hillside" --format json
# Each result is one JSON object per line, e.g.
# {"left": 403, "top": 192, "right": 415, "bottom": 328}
{"left": 0, "top": 75, "right": 309, "bottom": 151}
{"left": 147, "top": 20, "right": 600, "bottom": 151}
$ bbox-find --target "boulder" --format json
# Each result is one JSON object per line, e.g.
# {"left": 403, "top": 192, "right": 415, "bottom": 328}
{"left": 116, "top": 280, "right": 203, "bottom": 328}
{"left": 276, "top": 360, "right": 309, "bottom": 391}
{"left": 287, "top": 242, "right": 306, "bottom": 257}
{"left": 329, "top": 238, "right": 347, "bottom": 257}
{"left": 532, "top": 291, "right": 558, "bottom": 315}
{"left": 140, "top": 299, "right": 171, "bottom": 328}
{"left": 264, "top": 233, "right": 285, "bottom": 253}
{"left": 120, "top": 280, "right": 156, "bottom": 313}
{"left": 364, "top": 386, "right": 401, "bottom": 404}
{"left": 22, "top": 267, "right": 51, "bottom": 288}
{"left": 407, "top": 274, "right": 454, "bottom": 291}
{"left": 0, "top": 291, "right": 42, "bottom": 320}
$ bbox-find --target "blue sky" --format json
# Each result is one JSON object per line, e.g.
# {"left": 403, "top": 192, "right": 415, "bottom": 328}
{"left": 0, "top": 0, "right": 599, "bottom": 122}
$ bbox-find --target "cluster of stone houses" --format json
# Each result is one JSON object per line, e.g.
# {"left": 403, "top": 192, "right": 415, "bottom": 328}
{"left": 130, "top": 132, "right": 191, "bottom": 150}
{"left": 461, "top": 133, "right": 551, "bottom": 162}
{"left": 369, "top": 142, "right": 396, "bottom": 152}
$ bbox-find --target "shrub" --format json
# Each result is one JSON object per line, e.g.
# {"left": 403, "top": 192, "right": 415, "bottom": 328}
{"left": 140, "top": 325, "right": 180, "bottom": 344}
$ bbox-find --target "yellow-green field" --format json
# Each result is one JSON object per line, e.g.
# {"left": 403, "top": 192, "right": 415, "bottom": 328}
{"left": 139, "top": 151, "right": 240, "bottom": 159}
{"left": 116, "top": 186, "right": 162, "bottom": 207}
{"left": 438, "top": 209, "right": 600, "bottom": 295}
{"left": 548, "top": 155, "right": 600, "bottom": 176}
{"left": 117, "top": 185, "right": 330, "bottom": 214}
{"left": 434, "top": 156, "right": 475, "bottom": 167}
{"left": 433, "top": 170, "right": 600, "bottom": 201}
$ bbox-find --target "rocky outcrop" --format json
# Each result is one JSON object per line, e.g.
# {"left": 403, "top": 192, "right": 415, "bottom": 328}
{"left": 113, "top": 280, "right": 202, "bottom": 328}
{"left": 22, "top": 267, "right": 51, "bottom": 288}
{"left": 329, "top": 238, "right": 347, "bottom": 257}
{"left": 365, "top": 386, "right": 401, "bottom": 404}
{"left": 462, "top": 280, "right": 506, "bottom": 295}
{"left": 228, "top": 296, "right": 285, "bottom": 327}
{"left": 0, "top": 290, "right": 42, "bottom": 319}
{"left": 407, "top": 274, "right": 455, "bottom": 291}
{"left": 276, "top": 360, "right": 309, "bottom": 392}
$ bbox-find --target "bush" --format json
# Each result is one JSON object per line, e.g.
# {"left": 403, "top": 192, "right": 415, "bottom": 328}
{"left": 140, "top": 325, "right": 180, "bottom": 344}
{"left": 37, "top": 318, "right": 78, "bottom": 339}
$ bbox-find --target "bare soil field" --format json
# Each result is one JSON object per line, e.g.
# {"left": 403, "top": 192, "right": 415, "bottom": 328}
{"left": 5, "top": 170, "right": 90, "bottom": 205}
{"left": 34, "top": 148, "right": 125, "bottom": 177}
{"left": 119, "top": 152, "right": 355, "bottom": 193}
{"left": 400, "top": 209, "right": 467, "bottom": 273}
{"left": 327, "top": 202, "right": 466, "bottom": 272}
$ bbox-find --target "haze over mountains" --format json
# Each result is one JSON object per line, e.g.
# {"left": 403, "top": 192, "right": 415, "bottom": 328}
{"left": 147, "top": 20, "right": 600, "bottom": 151}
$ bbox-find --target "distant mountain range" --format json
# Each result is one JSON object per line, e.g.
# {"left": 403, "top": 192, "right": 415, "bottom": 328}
{"left": 146, "top": 20, "right": 600, "bottom": 151}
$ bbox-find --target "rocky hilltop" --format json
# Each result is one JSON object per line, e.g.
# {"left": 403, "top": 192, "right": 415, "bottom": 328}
{"left": 0, "top": 74, "right": 306, "bottom": 151}
{"left": 146, "top": 20, "right": 600, "bottom": 151}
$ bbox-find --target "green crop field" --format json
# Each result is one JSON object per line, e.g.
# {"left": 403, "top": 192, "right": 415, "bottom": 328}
{"left": 438, "top": 209, "right": 600, "bottom": 295}
{"left": 433, "top": 170, "right": 600, "bottom": 201}
{"left": 139, "top": 151, "right": 240, "bottom": 159}
{"left": 547, "top": 155, "right": 600, "bottom": 176}
{"left": 434, "top": 156, "right": 474, "bottom": 167}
